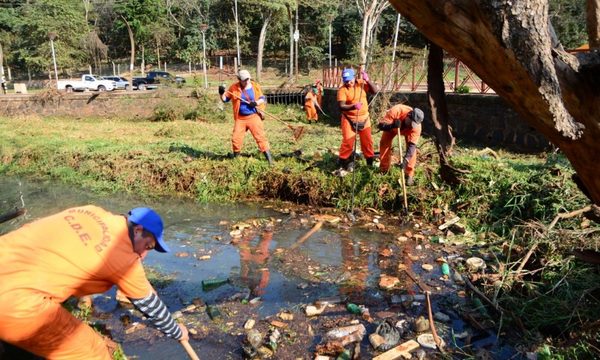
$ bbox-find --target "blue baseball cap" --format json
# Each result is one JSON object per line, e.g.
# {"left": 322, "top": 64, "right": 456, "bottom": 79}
{"left": 128, "top": 207, "right": 169, "bottom": 253}
{"left": 342, "top": 68, "right": 355, "bottom": 83}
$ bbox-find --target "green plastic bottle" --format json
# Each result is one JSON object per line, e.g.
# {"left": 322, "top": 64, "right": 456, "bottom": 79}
{"left": 441, "top": 263, "right": 450, "bottom": 276}
{"left": 202, "top": 277, "right": 229, "bottom": 291}
{"left": 346, "top": 303, "right": 361, "bottom": 315}
{"left": 206, "top": 305, "right": 222, "bottom": 320}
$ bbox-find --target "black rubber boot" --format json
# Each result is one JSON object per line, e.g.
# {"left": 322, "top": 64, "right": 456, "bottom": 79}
{"left": 366, "top": 157, "right": 374, "bottom": 167}
{"left": 263, "top": 150, "right": 274, "bottom": 166}
{"left": 345, "top": 159, "right": 355, "bottom": 172}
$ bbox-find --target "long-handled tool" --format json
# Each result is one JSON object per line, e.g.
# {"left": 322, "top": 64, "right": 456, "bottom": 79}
{"left": 225, "top": 91, "right": 305, "bottom": 141}
{"left": 347, "top": 65, "right": 365, "bottom": 222}
{"left": 315, "top": 104, "right": 333, "bottom": 120}
{"left": 397, "top": 128, "right": 409, "bottom": 214}
{"left": 181, "top": 340, "right": 200, "bottom": 360}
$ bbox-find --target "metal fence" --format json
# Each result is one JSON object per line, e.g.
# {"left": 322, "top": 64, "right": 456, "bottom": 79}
{"left": 322, "top": 57, "right": 493, "bottom": 94}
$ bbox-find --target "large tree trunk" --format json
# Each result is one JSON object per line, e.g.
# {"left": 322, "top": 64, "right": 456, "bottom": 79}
{"left": 389, "top": 0, "right": 600, "bottom": 205}
{"left": 256, "top": 12, "right": 273, "bottom": 83}
{"left": 427, "top": 42, "right": 457, "bottom": 184}
{"left": 427, "top": 42, "right": 454, "bottom": 157}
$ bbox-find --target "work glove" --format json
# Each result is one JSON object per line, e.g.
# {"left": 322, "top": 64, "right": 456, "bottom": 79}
{"left": 354, "top": 102, "right": 363, "bottom": 110}
{"left": 393, "top": 119, "right": 402, "bottom": 128}
{"left": 218, "top": 85, "right": 225, "bottom": 95}
{"left": 248, "top": 101, "right": 258, "bottom": 108}
{"left": 361, "top": 71, "right": 370, "bottom": 82}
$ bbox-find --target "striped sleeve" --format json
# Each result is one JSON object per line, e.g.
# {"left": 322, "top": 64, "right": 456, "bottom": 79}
{"left": 130, "top": 293, "right": 182, "bottom": 340}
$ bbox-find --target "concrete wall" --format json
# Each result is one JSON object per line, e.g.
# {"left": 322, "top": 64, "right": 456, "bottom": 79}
{"left": 0, "top": 91, "right": 197, "bottom": 120}
{"left": 0, "top": 89, "right": 550, "bottom": 152}
{"left": 321, "top": 89, "right": 550, "bottom": 152}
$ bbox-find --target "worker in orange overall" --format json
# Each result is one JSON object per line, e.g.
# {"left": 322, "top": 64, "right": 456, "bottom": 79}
{"left": 336, "top": 68, "right": 379, "bottom": 171}
{"left": 0, "top": 206, "right": 189, "bottom": 359}
{"left": 219, "top": 69, "right": 273, "bottom": 165}
{"left": 377, "top": 104, "right": 424, "bottom": 185}
{"left": 304, "top": 86, "right": 321, "bottom": 123}
{"left": 315, "top": 79, "right": 324, "bottom": 107}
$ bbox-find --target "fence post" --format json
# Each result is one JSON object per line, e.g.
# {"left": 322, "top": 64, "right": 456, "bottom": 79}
{"left": 411, "top": 61, "right": 416, "bottom": 91}
{"left": 454, "top": 59, "right": 459, "bottom": 92}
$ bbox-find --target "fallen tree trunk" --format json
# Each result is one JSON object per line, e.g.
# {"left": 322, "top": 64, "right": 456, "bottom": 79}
{"left": 389, "top": 0, "right": 600, "bottom": 205}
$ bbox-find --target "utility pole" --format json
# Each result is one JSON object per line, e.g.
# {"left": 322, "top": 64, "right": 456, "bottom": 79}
{"left": 234, "top": 0, "right": 241, "bottom": 67}
{"left": 294, "top": 5, "right": 299, "bottom": 80}
{"left": 391, "top": 14, "right": 401, "bottom": 63}
{"left": 48, "top": 32, "right": 59, "bottom": 89}
{"left": 200, "top": 23, "right": 209, "bottom": 88}
{"left": 0, "top": 42, "right": 5, "bottom": 81}
{"left": 328, "top": 19, "right": 333, "bottom": 68}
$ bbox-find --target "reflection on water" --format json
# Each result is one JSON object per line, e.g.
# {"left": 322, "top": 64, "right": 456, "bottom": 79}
{"left": 238, "top": 228, "right": 273, "bottom": 297}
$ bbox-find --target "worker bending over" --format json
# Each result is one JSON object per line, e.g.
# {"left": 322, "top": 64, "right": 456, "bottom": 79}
{"left": 377, "top": 104, "right": 424, "bottom": 185}
{"left": 0, "top": 205, "right": 189, "bottom": 359}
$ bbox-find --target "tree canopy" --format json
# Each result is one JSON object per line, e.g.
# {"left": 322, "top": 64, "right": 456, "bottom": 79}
{"left": 0, "top": 0, "right": 586, "bottom": 77}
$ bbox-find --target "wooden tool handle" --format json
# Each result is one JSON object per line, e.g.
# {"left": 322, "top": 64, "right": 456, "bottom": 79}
{"left": 180, "top": 340, "right": 200, "bottom": 360}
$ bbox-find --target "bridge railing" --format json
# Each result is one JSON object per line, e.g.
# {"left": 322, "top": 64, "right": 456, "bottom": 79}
{"left": 322, "top": 57, "right": 493, "bottom": 94}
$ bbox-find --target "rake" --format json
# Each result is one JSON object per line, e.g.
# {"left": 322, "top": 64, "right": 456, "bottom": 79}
{"left": 225, "top": 91, "right": 306, "bottom": 142}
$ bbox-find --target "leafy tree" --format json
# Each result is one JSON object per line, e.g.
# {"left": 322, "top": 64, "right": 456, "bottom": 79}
{"left": 549, "top": 0, "right": 587, "bottom": 48}
{"left": 13, "top": 0, "right": 88, "bottom": 75}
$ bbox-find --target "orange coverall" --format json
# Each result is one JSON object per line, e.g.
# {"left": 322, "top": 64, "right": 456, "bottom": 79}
{"left": 315, "top": 82, "right": 324, "bottom": 106}
{"left": 226, "top": 80, "right": 270, "bottom": 153}
{"left": 0, "top": 206, "right": 154, "bottom": 360}
{"left": 378, "top": 104, "right": 422, "bottom": 176}
{"left": 239, "top": 230, "right": 273, "bottom": 297}
{"left": 304, "top": 91, "right": 318, "bottom": 122}
{"left": 337, "top": 79, "right": 375, "bottom": 160}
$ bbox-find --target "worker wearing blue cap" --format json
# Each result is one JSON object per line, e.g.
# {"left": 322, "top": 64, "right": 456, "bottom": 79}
{"left": 0, "top": 205, "right": 189, "bottom": 359}
{"left": 336, "top": 67, "right": 379, "bottom": 172}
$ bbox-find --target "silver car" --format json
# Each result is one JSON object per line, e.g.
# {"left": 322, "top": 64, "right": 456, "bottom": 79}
{"left": 103, "top": 76, "right": 130, "bottom": 91}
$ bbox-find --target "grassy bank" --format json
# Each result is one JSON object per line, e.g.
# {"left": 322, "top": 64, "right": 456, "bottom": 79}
{"left": 1, "top": 96, "right": 599, "bottom": 357}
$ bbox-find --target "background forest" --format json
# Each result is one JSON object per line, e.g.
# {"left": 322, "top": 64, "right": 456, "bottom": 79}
{"left": 0, "top": 0, "right": 588, "bottom": 81}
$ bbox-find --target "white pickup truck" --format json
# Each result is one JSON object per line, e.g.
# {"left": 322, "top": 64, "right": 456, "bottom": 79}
{"left": 57, "top": 75, "right": 116, "bottom": 92}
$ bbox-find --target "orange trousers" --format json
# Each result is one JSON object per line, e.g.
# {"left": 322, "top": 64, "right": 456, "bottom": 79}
{"left": 232, "top": 113, "right": 270, "bottom": 153}
{"left": 379, "top": 130, "right": 417, "bottom": 176}
{"left": 0, "top": 291, "right": 111, "bottom": 360}
{"left": 305, "top": 104, "right": 318, "bottom": 121}
{"left": 339, "top": 117, "right": 374, "bottom": 160}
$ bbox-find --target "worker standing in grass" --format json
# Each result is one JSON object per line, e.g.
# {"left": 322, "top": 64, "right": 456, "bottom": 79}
{"left": 304, "top": 85, "right": 321, "bottom": 123}
{"left": 315, "top": 79, "right": 324, "bottom": 107}
{"left": 377, "top": 104, "right": 424, "bottom": 185}
{"left": 0, "top": 205, "right": 189, "bottom": 359}
{"left": 219, "top": 69, "right": 273, "bottom": 165}
{"left": 336, "top": 67, "right": 379, "bottom": 172}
